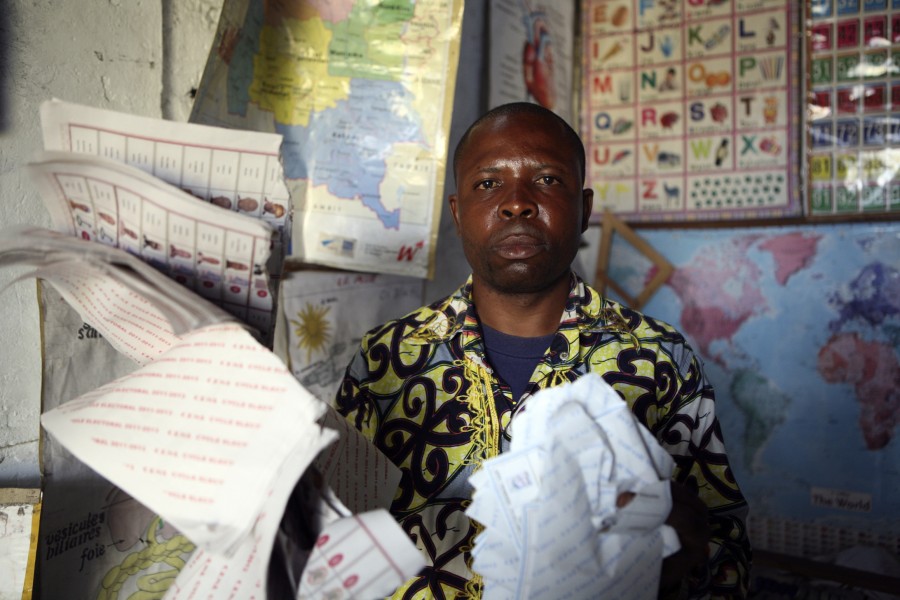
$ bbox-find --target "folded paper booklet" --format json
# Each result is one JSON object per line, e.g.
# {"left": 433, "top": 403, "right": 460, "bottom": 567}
{"left": 37, "top": 98, "right": 291, "bottom": 341}
{"left": 27, "top": 150, "right": 276, "bottom": 336}
{"left": 467, "top": 373, "right": 680, "bottom": 600}
{"left": 40, "top": 99, "right": 289, "bottom": 239}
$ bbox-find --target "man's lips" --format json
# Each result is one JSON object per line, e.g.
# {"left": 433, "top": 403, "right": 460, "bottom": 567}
{"left": 492, "top": 233, "right": 548, "bottom": 260}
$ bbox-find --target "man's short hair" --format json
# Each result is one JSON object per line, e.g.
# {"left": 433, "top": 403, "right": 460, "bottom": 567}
{"left": 452, "top": 102, "right": 587, "bottom": 184}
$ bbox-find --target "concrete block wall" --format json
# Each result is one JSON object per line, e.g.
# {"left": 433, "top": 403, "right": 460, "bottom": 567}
{"left": 0, "top": 0, "right": 221, "bottom": 487}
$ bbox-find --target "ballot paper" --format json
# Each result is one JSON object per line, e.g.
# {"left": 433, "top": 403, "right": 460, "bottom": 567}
{"left": 1, "top": 225, "right": 421, "bottom": 598}
{"left": 36, "top": 320, "right": 419, "bottom": 599}
{"left": 314, "top": 406, "right": 402, "bottom": 516}
{"left": 40, "top": 322, "right": 335, "bottom": 556}
{"left": 40, "top": 98, "right": 289, "bottom": 238}
{"left": 163, "top": 426, "right": 335, "bottom": 600}
{"left": 0, "top": 227, "right": 235, "bottom": 364}
{"left": 467, "top": 374, "right": 681, "bottom": 600}
{"left": 26, "top": 150, "right": 276, "bottom": 334}
{"left": 297, "top": 509, "right": 426, "bottom": 600}
{"left": 170, "top": 479, "right": 422, "bottom": 600}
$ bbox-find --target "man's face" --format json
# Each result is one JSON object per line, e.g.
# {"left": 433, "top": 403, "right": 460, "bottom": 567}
{"left": 449, "top": 112, "right": 593, "bottom": 296}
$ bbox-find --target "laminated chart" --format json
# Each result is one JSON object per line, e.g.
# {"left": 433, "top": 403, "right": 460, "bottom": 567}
{"left": 581, "top": 0, "right": 802, "bottom": 222}
{"left": 41, "top": 100, "right": 289, "bottom": 239}
{"left": 191, "top": 0, "right": 464, "bottom": 279}
{"left": 27, "top": 153, "right": 276, "bottom": 335}
{"left": 807, "top": 0, "right": 900, "bottom": 216}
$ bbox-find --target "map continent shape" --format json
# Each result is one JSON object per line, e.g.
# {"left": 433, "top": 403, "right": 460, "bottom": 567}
{"left": 758, "top": 232, "right": 821, "bottom": 286}
{"left": 818, "top": 332, "right": 900, "bottom": 450}
{"left": 729, "top": 369, "right": 790, "bottom": 473}
{"left": 249, "top": 16, "right": 351, "bottom": 126}
{"left": 829, "top": 262, "right": 900, "bottom": 333}
{"left": 821, "top": 261, "right": 900, "bottom": 450}
{"left": 326, "top": 0, "right": 416, "bottom": 80}
{"left": 667, "top": 235, "right": 767, "bottom": 359}
{"left": 277, "top": 78, "right": 426, "bottom": 229}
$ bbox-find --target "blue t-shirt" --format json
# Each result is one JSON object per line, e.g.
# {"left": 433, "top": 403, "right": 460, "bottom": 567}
{"left": 481, "top": 323, "right": 555, "bottom": 403}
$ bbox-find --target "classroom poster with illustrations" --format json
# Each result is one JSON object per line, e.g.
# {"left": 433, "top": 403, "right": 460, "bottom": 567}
{"left": 581, "top": 0, "right": 802, "bottom": 222}
{"left": 807, "top": 0, "right": 900, "bottom": 217}
{"left": 488, "top": 0, "right": 577, "bottom": 126}
{"left": 36, "top": 286, "right": 196, "bottom": 600}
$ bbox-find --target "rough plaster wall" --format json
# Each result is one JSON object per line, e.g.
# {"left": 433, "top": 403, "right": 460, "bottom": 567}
{"left": 162, "top": 0, "right": 224, "bottom": 121}
{"left": 0, "top": 0, "right": 219, "bottom": 487}
{"left": 424, "top": 3, "right": 486, "bottom": 303}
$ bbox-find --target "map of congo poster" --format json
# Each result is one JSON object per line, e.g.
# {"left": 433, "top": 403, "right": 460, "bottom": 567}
{"left": 191, "top": 0, "right": 464, "bottom": 279}
{"left": 581, "top": 0, "right": 802, "bottom": 222}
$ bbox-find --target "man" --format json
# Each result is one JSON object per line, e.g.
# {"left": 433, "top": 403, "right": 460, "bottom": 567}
{"left": 336, "top": 103, "right": 750, "bottom": 599}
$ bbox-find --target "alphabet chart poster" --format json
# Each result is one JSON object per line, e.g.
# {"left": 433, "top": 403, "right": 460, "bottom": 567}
{"left": 581, "top": 0, "right": 801, "bottom": 222}
{"left": 807, "top": 0, "right": 900, "bottom": 216}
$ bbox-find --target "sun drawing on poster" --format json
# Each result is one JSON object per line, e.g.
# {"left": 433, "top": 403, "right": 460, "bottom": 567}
{"left": 291, "top": 303, "right": 332, "bottom": 361}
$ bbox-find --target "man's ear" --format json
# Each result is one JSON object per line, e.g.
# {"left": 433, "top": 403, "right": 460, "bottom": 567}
{"left": 449, "top": 194, "right": 461, "bottom": 232}
{"left": 580, "top": 188, "right": 594, "bottom": 233}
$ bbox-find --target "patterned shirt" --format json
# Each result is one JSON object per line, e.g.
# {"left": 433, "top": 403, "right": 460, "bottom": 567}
{"left": 336, "top": 274, "right": 751, "bottom": 599}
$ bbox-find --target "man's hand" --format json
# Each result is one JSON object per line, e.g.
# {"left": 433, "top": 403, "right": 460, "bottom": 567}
{"left": 659, "top": 482, "right": 711, "bottom": 597}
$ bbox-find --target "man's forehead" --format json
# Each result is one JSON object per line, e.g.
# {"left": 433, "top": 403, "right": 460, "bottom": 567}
{"left": 461, "top": 117, "right": 575, "bottom": 164}
{"left": 475, "top": 111, "right": 561, "bottom": 136}
{"left": 453, "top": 104, "right": 586, "bottom": 183}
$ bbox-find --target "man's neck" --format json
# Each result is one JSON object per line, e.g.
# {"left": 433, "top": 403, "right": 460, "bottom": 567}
{"left": 471, "top": 273, "right": 571, "bottom": 337}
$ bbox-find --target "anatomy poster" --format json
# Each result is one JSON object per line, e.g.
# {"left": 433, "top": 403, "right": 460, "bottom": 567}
{"left": 489, "top": 0, "right": 577, "bottom": 125}
{"left": 278, "top": 271, "right": 424, "bottom": 404}
{"left": 581, "top": 0, "right": 802, "bottom": 222}
{"left": 37, "top": 285, "right": 195, "bottom": 600}
{"left": 807, "top": 0, "right": 900, "bottom": 216}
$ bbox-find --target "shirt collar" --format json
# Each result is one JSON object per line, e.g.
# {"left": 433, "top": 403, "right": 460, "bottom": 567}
{"left": 407, "top": 271, "right": 624, "bottom": 344}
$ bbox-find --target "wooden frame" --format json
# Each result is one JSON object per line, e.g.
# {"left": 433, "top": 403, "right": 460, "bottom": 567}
{"left": 754, "top": 550, "right": 900, "bottom": 595}
{"left": 593, "top": 210, "right": 674, "bottom": 310}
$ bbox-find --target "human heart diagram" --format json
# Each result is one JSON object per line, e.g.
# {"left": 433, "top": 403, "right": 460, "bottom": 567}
{"left": 522, "top": 10, "right": 555, "bottom": 109}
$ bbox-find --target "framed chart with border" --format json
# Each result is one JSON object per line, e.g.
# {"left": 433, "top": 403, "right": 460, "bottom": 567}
{"left": 581, "top": 0, "right": 803, "bottom": 222}
{"left": 807, "top": 0, "right": 900, "bottom": 218}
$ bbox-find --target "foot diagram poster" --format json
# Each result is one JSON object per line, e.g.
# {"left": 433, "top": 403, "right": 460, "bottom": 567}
{"left": 581, "top": 0, "right": 802, "bottom": 222}
{"left": 36, "top": 285, "right": 196, "bottom": 600}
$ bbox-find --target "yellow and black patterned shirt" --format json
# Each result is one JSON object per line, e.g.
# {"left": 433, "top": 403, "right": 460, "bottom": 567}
{"left": 336, "top": 274, "right": 750, "bottom": 599}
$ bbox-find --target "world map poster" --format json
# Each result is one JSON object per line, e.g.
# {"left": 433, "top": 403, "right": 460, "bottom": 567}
{"left": 597, "top": 222, "right": 900, "bottom": 550}
{"left": 191, "top": 0, "right": 464, "bottom": 278}
{"left": 581, "top": 0, "right": 803, "bottom": 222}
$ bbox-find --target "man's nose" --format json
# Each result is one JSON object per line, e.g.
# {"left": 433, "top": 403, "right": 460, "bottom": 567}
{"left": 498, "top": 183, "right": 537, "bottom": 219}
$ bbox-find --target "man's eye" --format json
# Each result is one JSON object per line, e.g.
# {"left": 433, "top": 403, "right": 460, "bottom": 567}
{"left": 475, "top": 180, "right": 498, "bottom": 190}
{"left": 537, "top": 176, "right": 559, "bottom": 185}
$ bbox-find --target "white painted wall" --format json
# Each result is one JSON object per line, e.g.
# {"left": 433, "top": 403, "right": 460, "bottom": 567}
{"left": 0, "top": 0, "right": 221, "bottom": 487}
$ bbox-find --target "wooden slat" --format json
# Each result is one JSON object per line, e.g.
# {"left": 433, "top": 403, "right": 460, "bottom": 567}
{"left": 754, "top": 549, "right": 900, "bottom": 595}
{"left": 593, "top": 210, "right": 673, "bottom": 310}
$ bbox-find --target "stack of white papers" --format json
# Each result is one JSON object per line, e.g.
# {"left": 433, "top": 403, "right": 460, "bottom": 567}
{"left": 0, "top": 225, "right": 421, "bottom": 598}
{"left": 37, "top": 98, "right": 290, "bottom": 339}
{"left": 467, "top": 374, "right": 681, "bottom": 600}
{"left": 27, "top": 150, "right": 276, "bottom": 335}
{"left": 41, "top": 323, "right": 334, "bottom": 556}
